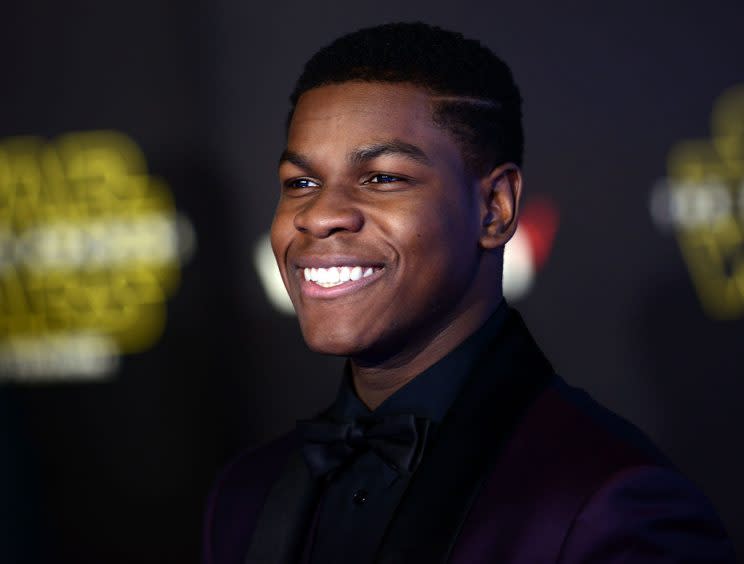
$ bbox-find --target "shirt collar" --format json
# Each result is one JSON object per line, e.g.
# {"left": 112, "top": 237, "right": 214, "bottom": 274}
{"left": 330, "top": 300, "right": 509, "bottom": 423}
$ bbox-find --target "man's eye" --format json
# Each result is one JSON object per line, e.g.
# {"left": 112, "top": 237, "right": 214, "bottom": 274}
{"left": 285, "top": 178, "right": 320, "bottom": 189}
{"left": 368, "top": 174, "right": 403, "bottom": 184}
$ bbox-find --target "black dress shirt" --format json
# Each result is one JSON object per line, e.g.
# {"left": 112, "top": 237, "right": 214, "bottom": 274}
{"left": 306, "top": 301, "right": 509, "bottom": 564}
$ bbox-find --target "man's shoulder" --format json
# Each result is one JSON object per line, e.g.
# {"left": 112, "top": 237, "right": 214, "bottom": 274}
{"left": 476, "top": 308, "right": 668, "bottom": 476}
{"left": 453, "top": 376, "right": 736, "bottom": 562}
{"left": 524, "top": 376, "right": 669, "bottom": 472}
{"left": 473, "top": 375, "right": 673, "bottom": 517}
{"left": 491, "top": 374, "right": 683, "bottom": 509}
{"left": 202, "top": 431, "right": 300, "bottom": 564}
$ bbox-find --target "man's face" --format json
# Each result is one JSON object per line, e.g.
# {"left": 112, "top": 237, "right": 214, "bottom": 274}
{"left": 272, "top": 81, "right": 485, "bottom": 362}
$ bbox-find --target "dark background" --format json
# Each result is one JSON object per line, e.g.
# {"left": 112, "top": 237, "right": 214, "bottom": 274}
{"left": 2, "top": 1, "right": 743, "bottom": 562}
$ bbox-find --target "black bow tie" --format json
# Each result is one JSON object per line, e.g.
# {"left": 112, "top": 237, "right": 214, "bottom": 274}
{"left": 297, "top": 413, "right": 431, "bottom": 478}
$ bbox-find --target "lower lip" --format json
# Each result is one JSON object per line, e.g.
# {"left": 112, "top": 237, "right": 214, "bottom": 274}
{"left": 298, "top": 268, "right": 385, "bottom": 299}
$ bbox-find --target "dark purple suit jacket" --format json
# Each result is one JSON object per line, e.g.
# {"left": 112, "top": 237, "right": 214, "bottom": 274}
{"left": 203, "top": 311, "right": 736, "bottom": 563}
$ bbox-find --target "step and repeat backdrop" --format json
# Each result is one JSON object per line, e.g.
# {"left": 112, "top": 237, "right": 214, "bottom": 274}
{"left": 1, "top": 1, "right": 743, "bottom": 562}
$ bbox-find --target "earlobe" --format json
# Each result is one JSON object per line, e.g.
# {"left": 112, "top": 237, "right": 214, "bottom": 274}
{"left": 479, "top": 163, "right": 523, "bottom": 250}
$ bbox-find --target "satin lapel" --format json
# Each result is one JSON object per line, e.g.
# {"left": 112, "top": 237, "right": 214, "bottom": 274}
{"left": 243, "top": 449, "right": 321, "bottom": 564}
{"left": 375, "top": 309, "right": 554, "bottom": 563}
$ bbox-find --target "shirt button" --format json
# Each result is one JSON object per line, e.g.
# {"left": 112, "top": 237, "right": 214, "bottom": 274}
{"left": 352, "top": 489, "right": 368, "bottom": 505}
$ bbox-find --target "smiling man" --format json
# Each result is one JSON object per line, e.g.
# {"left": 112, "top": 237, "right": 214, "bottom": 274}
{"left": 274, "top": 80, "right": 516, "bottom": 405}
{"left": 203, "top": 23, "right": 735, "bottom": 564}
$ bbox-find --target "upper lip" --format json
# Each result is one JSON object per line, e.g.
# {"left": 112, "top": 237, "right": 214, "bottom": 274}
{"left": 292, "top": 255, "right": 386, "bottom": 269}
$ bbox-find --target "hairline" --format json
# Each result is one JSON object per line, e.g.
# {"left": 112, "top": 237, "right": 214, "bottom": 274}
{"left": 285, "top": 79, "right": 507, "bottom": 176}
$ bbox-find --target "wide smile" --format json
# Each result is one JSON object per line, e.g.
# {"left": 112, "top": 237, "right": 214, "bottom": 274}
{"left": 295, "top": 263, "right": 385, "bottom": 299}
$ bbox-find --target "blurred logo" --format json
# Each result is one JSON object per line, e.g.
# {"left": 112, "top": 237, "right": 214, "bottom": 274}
{"left": 254, "top": 196, "right": 559, "bottom": 315}
{"left": 650, "top": 85, "right": 744, "bottom": 319}
{"left": 503, "top": 196, "right": 559, "bottom": 302}
{"left": 0, "top": 131, "right": 195, "bottom": 381}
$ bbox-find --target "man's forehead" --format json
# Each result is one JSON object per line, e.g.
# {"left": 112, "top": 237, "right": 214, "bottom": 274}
{"left": 296, "top": 81, "right": 432, "bottom": 105}
{"left": 291, "top": 81, "right": 500, "bottom": 119}
{"left": 283, "top": 81, "right": 472, "bottom": 174}
{"left": 289, "top": 82, "right": 434, "bottom": 129}
{"left": 286, "top": 83, "right": 452, "bottom": 159}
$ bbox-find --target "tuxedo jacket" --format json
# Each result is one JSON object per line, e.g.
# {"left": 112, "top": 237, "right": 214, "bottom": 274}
{"left": 203, "top": 310, "right": 736, "bottom": 563}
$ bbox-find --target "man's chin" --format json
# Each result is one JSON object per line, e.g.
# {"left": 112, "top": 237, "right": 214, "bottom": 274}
{"left": 302, "top": 334, "right": 365, "bottom": 357}
{"left": 296, "top": 318, "right": 364, "bottom": 356}
{"left": 300, "top": 326, "right": 408, "bottom": 366}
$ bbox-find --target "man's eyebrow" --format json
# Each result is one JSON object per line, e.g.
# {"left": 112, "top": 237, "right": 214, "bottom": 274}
{"left": 277, "top": 140, "right": 432, "bottom": 171}
{"left": 278, "top": 149, "right": 314, "bottom": 171}
{"left": 349, "top": 140, "right": 432, "bottom": 166}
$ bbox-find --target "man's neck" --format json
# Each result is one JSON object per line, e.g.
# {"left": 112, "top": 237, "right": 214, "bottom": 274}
{"left": 350, "top": 299, "right": 503, "bottom": 410}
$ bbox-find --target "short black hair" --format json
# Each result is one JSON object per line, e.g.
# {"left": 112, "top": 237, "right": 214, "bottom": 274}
{"left": 288, "top": 22, "right": 524, "bottom": 175}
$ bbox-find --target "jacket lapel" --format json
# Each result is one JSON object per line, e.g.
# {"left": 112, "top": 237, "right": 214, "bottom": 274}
{"left": 375, "top": 309, "right": 554, "bottom": 563}
{"left": 243, "top": 449, "right": 321, "bottom": 564}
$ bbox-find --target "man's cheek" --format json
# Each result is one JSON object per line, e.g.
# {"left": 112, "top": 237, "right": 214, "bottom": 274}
{"left": 269, "top": 222, "right": 290, "bottom": 263}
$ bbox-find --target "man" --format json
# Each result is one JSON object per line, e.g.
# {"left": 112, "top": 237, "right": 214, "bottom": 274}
{"left": 203, "top": 22, "right": 735, "bottom": 563}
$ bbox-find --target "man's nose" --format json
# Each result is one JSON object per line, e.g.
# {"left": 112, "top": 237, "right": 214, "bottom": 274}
{"left": 293, "top": 186, "right": 364, "bottom": 238}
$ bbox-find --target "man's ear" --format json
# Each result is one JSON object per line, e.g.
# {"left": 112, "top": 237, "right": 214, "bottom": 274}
{"left": 478, "top": 162, "right": 523, "bottom": 250}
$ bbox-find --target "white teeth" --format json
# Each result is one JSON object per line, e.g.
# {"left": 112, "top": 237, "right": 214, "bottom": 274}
{"left": 328, "top": 266, "right": 340, "bottom": 283}
{"left": 303, "top": 265, "right": 379, "bottom": 287}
